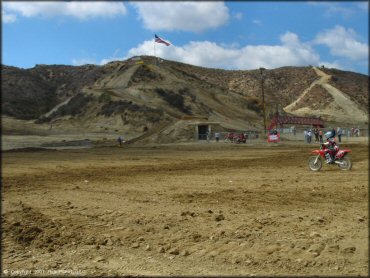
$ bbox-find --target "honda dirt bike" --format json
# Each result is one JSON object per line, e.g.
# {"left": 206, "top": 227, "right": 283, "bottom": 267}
{"left": 308, "top": 144, "right": 352, "bottom": 171}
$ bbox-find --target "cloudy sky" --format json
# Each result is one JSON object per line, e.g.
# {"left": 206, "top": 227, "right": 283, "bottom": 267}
{"left": 2, "top": 1, "right": 369, "bottom": 74}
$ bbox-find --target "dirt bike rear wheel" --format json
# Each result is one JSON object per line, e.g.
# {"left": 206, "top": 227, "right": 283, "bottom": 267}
{"left": 308, "top": 156, "right": 322, "bottom": 171}
{"left": 337, "top": 155, "right": 352, "bottom": 170}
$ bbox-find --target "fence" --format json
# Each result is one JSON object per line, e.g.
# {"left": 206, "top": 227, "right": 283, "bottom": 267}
{"left": 209, "top": 128, "right": 368, "bottom": 144}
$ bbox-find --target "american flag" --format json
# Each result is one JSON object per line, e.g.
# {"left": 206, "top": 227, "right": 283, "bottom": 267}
{"left": 154, "top": 34, "right": 170, "bottom": 46}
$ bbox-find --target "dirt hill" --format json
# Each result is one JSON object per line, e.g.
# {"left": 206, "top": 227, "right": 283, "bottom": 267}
{"left": 1, "top": 57, "right": 368, "bottom": 142}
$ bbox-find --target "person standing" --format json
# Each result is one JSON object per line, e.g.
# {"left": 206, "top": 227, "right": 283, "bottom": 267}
{"left": 307, "top": 129, "right": 312, "bottom": 143}
{"left": 215, "top": 132, "right": 220, "bottom": 143}
{"left": 314, "top": 128, "right": 319, "bottom": 142}
{"left": 304, "top": 129, "right": 307, "bottom": 143}
{"left": 337, "top": 127, "right": 342, "bottom": 143}
{"left": 117, "top": 136, "right": 123, "bottom": 147}
{"left": 319, "top": 129, "right": 323, "bottom": 143}
{"left": 331, "top": 127, "right": 336, "bottom": 138}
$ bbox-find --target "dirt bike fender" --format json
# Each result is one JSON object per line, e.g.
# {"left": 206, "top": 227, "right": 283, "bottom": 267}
{"left": 335, "top": 149, "right": 351, "bottom": 159}
{"left": 311, "top": 150, "right": 322, "bottom": 155}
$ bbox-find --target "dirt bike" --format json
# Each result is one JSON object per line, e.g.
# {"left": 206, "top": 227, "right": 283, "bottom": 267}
{"left": 224, "top": 133, "right": 235, "bottom": 143}
{"left": 308, "top": 144, "right": 352, "bottom": 171}
{"left": 233, "top": 133, "right": 248, "bottom": 144}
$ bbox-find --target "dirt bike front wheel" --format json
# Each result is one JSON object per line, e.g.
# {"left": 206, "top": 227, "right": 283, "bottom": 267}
{"left": 337, "top": 155, "right": 352, "bottom": 170}
{"left": 308, "top": 155, "right": 322, "bottom": 171}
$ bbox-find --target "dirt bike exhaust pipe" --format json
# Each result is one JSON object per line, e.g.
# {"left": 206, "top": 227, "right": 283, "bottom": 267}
{"left": 334, "top": 161, "right": 344, "bottom": 165}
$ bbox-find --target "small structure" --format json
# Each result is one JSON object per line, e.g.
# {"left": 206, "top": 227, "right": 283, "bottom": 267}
{"left": 195, "top": 122, "right": 224, "bottom": 140}
{"left": 185, "top": 118, "right": 223, "bottom": 140}
{"left": 268, "top": 112, "right": 324, "bottom": 131}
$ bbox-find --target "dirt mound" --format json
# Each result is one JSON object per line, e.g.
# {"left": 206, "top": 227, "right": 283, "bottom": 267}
{"left": 3, "top": 203, "right": 119, "bottom": 253}
{"left": 5, "top": 205, "right": 80, "bottom": 250}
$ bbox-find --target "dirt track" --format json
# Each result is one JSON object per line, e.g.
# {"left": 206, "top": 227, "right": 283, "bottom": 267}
{"left": 1, "top": 142, "right": 368, "bottom": 276}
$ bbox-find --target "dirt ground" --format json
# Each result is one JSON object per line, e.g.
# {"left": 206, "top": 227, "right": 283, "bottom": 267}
{"left": 1, "top": 141, "right": 368, "bottom": 276}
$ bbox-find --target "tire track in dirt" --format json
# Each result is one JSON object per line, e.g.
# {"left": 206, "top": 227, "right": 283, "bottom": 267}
{"left": 2, "top": 152, "right": 301, "bottom": 191}
{"left": 2, "top": 144, "right": 368, "bottom": 275}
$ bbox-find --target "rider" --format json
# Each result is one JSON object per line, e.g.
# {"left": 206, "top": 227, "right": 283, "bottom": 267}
{"left": 322, "top": 130, "right": 339, "bottom": 164}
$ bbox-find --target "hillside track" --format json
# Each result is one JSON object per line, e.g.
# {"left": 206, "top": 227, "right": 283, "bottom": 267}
{"left": 2, "top": 143, "right": 368, "bottom": 276}
{"left": 284, "top": 67, "right": 367, "bottom": 123}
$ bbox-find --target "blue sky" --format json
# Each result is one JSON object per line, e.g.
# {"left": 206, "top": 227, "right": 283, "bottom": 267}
{"left": 2, "top": 1, "right": 369, "bottom": 74}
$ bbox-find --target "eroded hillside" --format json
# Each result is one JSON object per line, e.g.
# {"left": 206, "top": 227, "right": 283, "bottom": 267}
{"left": 1, "top": 57, "right": 368, "bottom": 142}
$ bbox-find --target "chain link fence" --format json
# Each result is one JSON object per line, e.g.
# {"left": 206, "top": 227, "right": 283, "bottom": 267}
{"left": 207, "top": 127, "right": 368, "bottom": 144}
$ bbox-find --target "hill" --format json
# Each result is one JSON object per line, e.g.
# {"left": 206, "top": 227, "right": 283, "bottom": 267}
{"left": 1, "top": 56, "right": 368, "bottom": 143}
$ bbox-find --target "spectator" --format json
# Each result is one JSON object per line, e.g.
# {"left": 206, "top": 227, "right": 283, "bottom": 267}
{"left": 304, "top": 129, "right": 307, "bottom": 143}
{"left": 215, "top": 132, "right": 220, "bottom": 143}
{"left": 331, "top": 127, "right": 336, "bottom": 138}
{"left": 206, "top": 131, "right": 210, "bottom": 143}
{"left": 307, "top": 129, "right": 312, "bottom": 143}
{"left": 314, "top": 128, "right": 319, "bottom": 142}
{"left": 355, "top": 127, "right": 360, "bottom": 137}
{"left": 319, "top": 129, "right": 323, "bottom": 143}
{"left": 117, "top": 136, "right": 123, "bottom": 147}
{"left": 337, "top": 127, "right": 342, "bottom": 143}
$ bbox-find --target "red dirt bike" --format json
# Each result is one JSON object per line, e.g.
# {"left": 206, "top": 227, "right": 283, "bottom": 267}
{"left": 224, "top": 133, "right": 247, "bottom": 143}
{"left": 308, "top": 144, "right": 352, "bottom": 171}
{"left": 224, "top": 133, "right": 236, "bottom": 143}
{"left": 233, "top": 133, "right": 248, "bottom": 143}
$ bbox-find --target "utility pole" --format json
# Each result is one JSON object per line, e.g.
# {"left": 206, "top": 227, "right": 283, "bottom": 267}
{"left": 259, "top": 67, "right": 267, "bottom": 134}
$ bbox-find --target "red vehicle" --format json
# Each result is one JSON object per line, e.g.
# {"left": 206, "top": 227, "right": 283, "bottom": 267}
{"left": 233, "top": 133, "right": 248, "bottom": 143}
{"left": 224, "top": 133, "right": 247, "bottom": 143}
{"left": 308, "top": 144, "right": 352, "bottom": 171}
{"left": 224, "top": 132, "right": 235, "bottom": 143}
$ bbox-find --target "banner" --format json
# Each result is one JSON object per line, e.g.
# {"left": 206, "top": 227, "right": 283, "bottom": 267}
{"left": 268, "top": 133, "right": 280, "bottom": 142}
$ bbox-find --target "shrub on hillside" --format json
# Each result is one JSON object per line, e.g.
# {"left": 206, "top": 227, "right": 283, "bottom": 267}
{"left": 98, "top": 100, "right": 163, "bottom": 121}
{"left": 155, "top": 88, "right": 192, "bottom": 114}
{"left": 245, "top": 96, "right": 262, "bottom": 114}
{"left": 98, "top": 92, "right": 112, "bottom": 103}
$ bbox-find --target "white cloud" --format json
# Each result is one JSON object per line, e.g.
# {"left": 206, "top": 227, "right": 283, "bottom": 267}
{"left": 105, "top": 31, "right": 321, "bottom": 70}
{"left": 319, "top": 61, "right": 344, "bottom": 70}
{"left": 252, "top": 19, "right": 262, "bottom": 26}
{"left": 314, "top": 25, "right": 368, "bottom": 61}
{"left": 3, "top": 2, "right": 127, "bottom": 20}
{"left": 131, "top": 2, "right": 229, "bottom": 32}
{"left": 2, "top": 10, "right": 17, "bottom": 23}
{"left": 233, "top": 12, "right": 243, "bottom": 20}
{"left": 325, "top": 5, "right": 355, "bottom": 19}
{"left": 357, "top": 2, "right": 368, "bottom": 11}
{"left": 307, "top": 1, "right": 356, "bottom": 19}
{"left": 72, "top": 58, "right": 97, "bottom": 66}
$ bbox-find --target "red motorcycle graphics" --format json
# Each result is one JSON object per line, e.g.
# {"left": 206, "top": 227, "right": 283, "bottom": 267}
{"left": 308, "top": 144, "right": 352, "bottom": 171}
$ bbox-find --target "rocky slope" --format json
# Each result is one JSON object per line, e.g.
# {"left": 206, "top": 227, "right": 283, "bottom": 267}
{"left": 1, "top": 57, "right": 368, "bottom": 142}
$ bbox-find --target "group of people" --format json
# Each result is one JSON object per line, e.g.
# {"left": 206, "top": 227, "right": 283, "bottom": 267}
{"left": 304, "top": 128, "right": 323, "bottom": 143}
{"left": 350, "top": 127, "right": 361, "bottom": 137}
{"left": 304, "top": 127, "right": 346, "bottom": 143}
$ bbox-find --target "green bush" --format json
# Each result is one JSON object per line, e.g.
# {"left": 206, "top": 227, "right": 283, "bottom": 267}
{"left": 98, "top": 92, "right": 112, "bottom": 103}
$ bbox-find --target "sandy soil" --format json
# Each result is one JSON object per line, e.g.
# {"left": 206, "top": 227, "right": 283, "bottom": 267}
{"left": 1, "top": 142, "right": 368, "bottom": 276}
